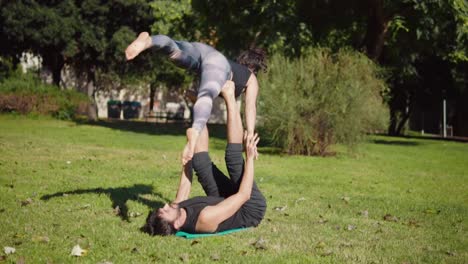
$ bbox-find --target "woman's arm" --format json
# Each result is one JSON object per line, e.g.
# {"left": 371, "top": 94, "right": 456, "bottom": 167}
{"left": 195, "top": 133, "right": 259, "bottom": 233}
{"left": 244, "top": 74, "right": 259, "bottom": 136}
{"left": 174, "top": 162, "right": 193, "bottom": 203}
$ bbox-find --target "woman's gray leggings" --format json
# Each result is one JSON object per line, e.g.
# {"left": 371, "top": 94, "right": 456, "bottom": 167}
{"left": 150, "top": 35, "right": 231, "bottom": 132}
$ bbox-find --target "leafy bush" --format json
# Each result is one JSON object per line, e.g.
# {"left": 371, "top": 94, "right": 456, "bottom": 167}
{"left": 0, "top": 56, "right": 14, "bottom": 82}
{"left": 0, "top": 71, "right": 89, "bottom": 119}
{"left": 258, "top": 48, "right": 389, "bottom": 155}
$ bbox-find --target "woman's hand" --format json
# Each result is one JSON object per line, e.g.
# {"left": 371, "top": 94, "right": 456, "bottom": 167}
{"left": 244, "top": 131, "right": 259, "bottom": 160}
{"left": 247, "top": 131, "right": 259, "bottom": 160}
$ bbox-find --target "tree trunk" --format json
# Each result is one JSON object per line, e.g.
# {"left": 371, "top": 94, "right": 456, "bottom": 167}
{"left": 77, "top": 67, "right": 98, "bottom": 121}
{"left": 87, "top": 68, "right": 98, "bottom": 121}
{"left": 362, "top": 0, "right": 390, "bottom": 61}
{"left": 388, "top": 91, "right": 413, "bottom": 136}
{"left": 388, "top": 106, "right": 398, "bottom": 136}
{"left": 149, "top": 82, "right": 156, "bottom": 112}
{"left": 42, "top": 52, "right": 64, "bottom": 87}
{"left": 395, "top": 109, "right": 411, "bottom": 135}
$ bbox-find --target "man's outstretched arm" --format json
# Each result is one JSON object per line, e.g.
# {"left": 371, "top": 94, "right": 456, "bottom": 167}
{"left": 174, "top": 161, "right": 193, "bottom": 203}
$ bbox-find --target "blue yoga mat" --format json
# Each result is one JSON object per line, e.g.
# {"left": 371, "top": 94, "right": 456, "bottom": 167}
{"left": 175, "top": 228, "right": 247, "bottom": 239}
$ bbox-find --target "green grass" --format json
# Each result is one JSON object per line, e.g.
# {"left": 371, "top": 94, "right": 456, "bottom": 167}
{"left": 0, "top": 114, "right": 467, "bottom": 263}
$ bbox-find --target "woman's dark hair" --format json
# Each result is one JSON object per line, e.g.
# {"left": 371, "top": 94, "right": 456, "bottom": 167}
{"left": 142, "top": 209, "right": 176, "bottom": 236}
{"left": 236, "top": 48, "right": 268, "bottom": 75}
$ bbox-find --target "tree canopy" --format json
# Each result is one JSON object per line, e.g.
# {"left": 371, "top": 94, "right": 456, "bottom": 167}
{"left": 0, "top": 0, "right": 466, "bottom": 134}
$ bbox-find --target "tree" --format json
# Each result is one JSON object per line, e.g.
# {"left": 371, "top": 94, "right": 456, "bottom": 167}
{"left": 0, "top": 0, "right": 155, "bottom": 120}
{"left": 0, "top": 0, "right": 79, "bottom": 86}
{"left": 192, "top": 0, "right": 467, "bottom": 136}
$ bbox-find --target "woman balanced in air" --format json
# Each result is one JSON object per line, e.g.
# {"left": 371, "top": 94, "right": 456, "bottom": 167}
{"left": 125, "top": 32, "right": 267, "bottom": 163}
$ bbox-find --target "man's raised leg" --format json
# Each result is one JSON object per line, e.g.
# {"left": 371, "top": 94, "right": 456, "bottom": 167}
{"left": 191, "top": 126, "right": 234, "bottom": 197}
{"left": 222, "top": 81, "right": 243, "bottom": 144}
{"left": 222, "top": 81, "right": 245, "bottom": 186}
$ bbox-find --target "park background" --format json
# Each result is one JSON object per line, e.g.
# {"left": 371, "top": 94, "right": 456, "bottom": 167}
{"left": 0, "top": 0, "right": 467, "bottom": 263}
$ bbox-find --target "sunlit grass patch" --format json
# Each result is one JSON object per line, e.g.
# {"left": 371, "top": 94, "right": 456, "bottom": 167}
{"left": 0, "top": 114, "right": 467, "bottom": 263}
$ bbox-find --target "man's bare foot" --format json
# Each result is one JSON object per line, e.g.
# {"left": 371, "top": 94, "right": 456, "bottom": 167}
{"left": 182, "top": 128, "right": 198, "bottom": 165}
{"left": 125, "top": 32, "right": 152, "bottom": 60}
{"left": 221, "top": 80, "right": 235, "bottom": 100}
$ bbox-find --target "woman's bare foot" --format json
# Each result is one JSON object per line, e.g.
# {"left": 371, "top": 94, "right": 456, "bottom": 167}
{"left": 125, "top": 32, "right": 152, "bottom": 60}
{"left": 221, "top": 80, "right": 235, "bottom": 100}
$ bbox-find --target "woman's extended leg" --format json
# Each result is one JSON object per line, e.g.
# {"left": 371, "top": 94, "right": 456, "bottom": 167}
{"left": 183, "top": 51, "right": 231, "bottom": 164}
{"left": 125, "top": 33, "right": 201, "bottom": 71}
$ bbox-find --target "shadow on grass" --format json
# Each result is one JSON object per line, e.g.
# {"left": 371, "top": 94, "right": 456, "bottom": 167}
{"left": 76, "top": 119, "right": 227, "bottom": 140}
{"left": 372, "top": 139, "right": 420, "bottom": 146}
{"left": 373, "top": 133, "right": 468, "bottom": 144}
{"left": 41, "top": 184, "right": 169, "bottom": 222}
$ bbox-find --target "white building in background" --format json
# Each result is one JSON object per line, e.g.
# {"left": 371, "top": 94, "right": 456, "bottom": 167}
{"left": 20, "top": 52, "right": 228, "bottom": 123}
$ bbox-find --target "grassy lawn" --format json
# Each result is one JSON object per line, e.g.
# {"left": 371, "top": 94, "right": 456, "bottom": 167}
{"left": 0, "top": 114, "right": 467, "bottom": 263}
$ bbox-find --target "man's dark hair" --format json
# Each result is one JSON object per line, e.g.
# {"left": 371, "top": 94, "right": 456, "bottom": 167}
{"left": 236, "top": 48, "right": 268, "bottom": 75}
{"left": 142, "top": 209, "right": 177, "bottom": 236}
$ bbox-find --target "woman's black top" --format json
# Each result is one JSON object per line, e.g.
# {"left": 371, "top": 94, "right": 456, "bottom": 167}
{"left": 228, "top": 60, "right": 252, "bottom": 98}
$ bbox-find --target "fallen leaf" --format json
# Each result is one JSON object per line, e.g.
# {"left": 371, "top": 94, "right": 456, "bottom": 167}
{"left": 341, "top": 196, "right": 350, "bottom": 203}
{"left": 0, "top": 255, "right": 6, "bottom": 261}
{"left": 252, "top": 238, "right": 267, "bottom": 250}
{"left": 190, "top": 240, "right": 200, "bottom": 246}
{"left": 179, "top": 253, "right": 189, "bottom": 262}
{"left": 32, "top": 236, "right": 50, "bottom": 243}
{"left": 273, "top": 206, "right": 287, "bottom": 211}
{"left": 20, "top": 198, "right": 33, "bottom": 206}
{"left": 3, "top": 247, "right": 15, "bottom": 255}
{"left": 340, "top": 242, "right": 353, "bottom": 248}
{"left": 317, "top": 218, "right": 328, "bottom": 224}
{"left": 406, "top": 219, "right": 420, "bottom": 227}
{"left": 346, "top": 225, "right": 356, "bottom": 231}
{"left": 129, "top": 212, "right": 142, "bottom": 218}
{"left": 13, "top": 234, "right": 24, "bottom": 239}
{"left": 113, "top": 206, "right": 121, "bottom": 215}
{"left": 210, "top": 253, "right": 221, "bottom": 261}
{"left": 424, "top": 208, "right": 441, "bottom": 214}
{"left": 359, "top": 210, "right": 369, "bottom": 217}
{"left": 320, "top": 249, "right": 333, "bottom": 256}
{"left": 16, "top": 256, "right": 25, "bottom": 264}
{"left": 70, "top": 245, "right": 87, "bottom": 257}
{"left": 317, "top": 215, "right": 328, "bottom": 224}
{"left": 295, "top": 197, "right": 306, "bottom": 204}
{"left": 383, "top": 214, "right": 398, "bottom": 222}
{"left": 80, "top": 204, "right": 91, "bottom": 210}
{"left": 315, "top": 241, "right": 327, "bottom": 249}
